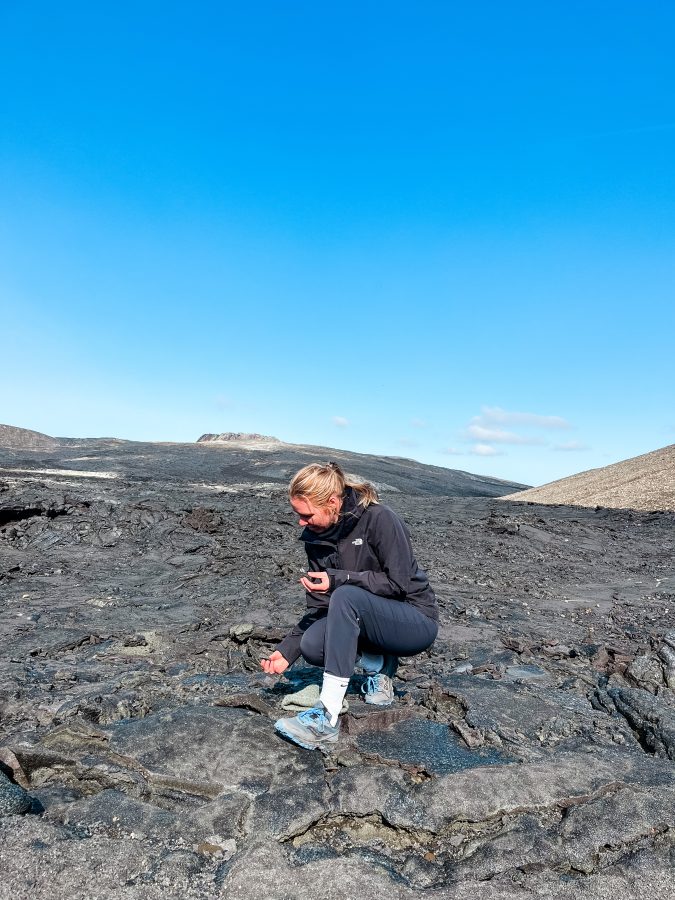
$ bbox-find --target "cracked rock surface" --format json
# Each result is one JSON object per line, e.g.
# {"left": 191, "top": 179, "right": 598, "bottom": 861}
{"left": 1, "top": 436, "right": 674, "bottom": 899}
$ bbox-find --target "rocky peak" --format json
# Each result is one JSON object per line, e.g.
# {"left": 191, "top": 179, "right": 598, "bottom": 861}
{"left": 197, "top": 432, "right": 280, "bottom": 444}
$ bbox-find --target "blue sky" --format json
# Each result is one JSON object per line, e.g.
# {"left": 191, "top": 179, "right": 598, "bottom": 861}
{"left": 1, "top": 2, "right": 674, "bottom": 487}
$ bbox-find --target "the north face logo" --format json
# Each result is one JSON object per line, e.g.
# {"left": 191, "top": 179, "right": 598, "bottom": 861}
{"left": 352, "top": 538, "right": 363, "bottom": 546}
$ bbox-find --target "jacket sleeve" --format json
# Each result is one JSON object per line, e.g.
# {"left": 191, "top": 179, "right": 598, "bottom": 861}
{"left": 275, "top": 607, "right": 326, "bottom": 666}
{"left": 325, "top": 507, "right": 412, "bottom": 599}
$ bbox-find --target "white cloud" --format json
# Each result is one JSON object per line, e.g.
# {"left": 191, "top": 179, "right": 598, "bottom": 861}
{"left": 441, "top": 446, "right": 465, "bottom": 455}
{"left": 471, "top": 443, "right": 504, "bottom": 457}
{"left": 465, "top": 424, "right": 543, "bottom": 445}
{"left": 476, "top": 406, "right": 571, "bottom": 429}
{"left": 332, "top": 416, "right": 349, "bottom": 427}
{"left": 457, "top": 405, "right": 572, "bottom": 453}
{"left": 552, "top": 440, "right": 589, "bottom": 451}
{"left": 411, "top": 418, "right": 427, "bottom": 428}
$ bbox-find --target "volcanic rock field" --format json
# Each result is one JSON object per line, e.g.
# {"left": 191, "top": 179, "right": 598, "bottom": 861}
{"left": 1, "top": 431, "right": 674, "bottom": 899}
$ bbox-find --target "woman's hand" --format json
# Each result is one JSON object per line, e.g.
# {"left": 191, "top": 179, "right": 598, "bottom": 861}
{"left": 300, "top": 571, "right": 330, "bottom": 593}
{"left": 260, "top": 650, "right": 289, "bottom": 675}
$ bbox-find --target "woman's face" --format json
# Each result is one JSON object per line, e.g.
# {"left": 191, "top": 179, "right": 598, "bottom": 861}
{"left": 290, "top": 495, "right": 341, "bottom": 532}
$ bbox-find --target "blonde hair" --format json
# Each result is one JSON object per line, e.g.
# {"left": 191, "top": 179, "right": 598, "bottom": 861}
{"left": 289, "top": 462, "right": 378, "bottom": 510}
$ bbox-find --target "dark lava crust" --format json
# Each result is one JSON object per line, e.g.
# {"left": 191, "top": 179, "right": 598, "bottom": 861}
{"left": 0, "top": 438, "right": 674, "bottom": 899}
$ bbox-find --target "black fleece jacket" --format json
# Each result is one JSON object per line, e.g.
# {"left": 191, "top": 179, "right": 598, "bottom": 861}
{"left": 276, "top": 489, "right": 438, "bottom": 665}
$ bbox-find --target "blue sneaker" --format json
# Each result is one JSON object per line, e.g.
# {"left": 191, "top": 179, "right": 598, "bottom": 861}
{"left": 274, "top": 704, "right": 340, "bottom": 750}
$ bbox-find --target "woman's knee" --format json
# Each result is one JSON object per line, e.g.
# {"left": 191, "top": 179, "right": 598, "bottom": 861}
{"left": 299, "top": 630, "right": 324, "bottom": 666}
{"left": 330, "top": 584, "right": 365, "bottom": 610}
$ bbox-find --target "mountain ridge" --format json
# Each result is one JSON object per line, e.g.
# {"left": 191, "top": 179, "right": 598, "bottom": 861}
{"left": 0, "top": 424, "right": 528, "bottom": 498}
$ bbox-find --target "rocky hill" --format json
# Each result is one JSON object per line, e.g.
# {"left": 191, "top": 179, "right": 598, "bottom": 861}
{"left": 501, "top": 444, "right": 675, "bottom": 512}
{"left": 0, "top": 424, "right": 60, "bottom": 450}
{"left": 0, "top": 425, "right": 528, "bottom": 498}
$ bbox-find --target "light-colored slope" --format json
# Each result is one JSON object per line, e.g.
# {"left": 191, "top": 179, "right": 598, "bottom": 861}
{"left": 0, "top": 424, "right": 60, "bottom": 450}
{"left": 501, "top": 444, "right": 675, "bottom": 511}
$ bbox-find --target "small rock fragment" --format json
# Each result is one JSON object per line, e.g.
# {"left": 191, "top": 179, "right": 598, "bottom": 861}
{"left": 501, "top": 635, "right": 530, "bottom": 653}
{"left": 0, "top": 770, "right": 32, "bottom": 816}
{"left": 229, "top": 624, "right": 254, "bottom": 642}
{"left": 658, "top": 643, "right": 675, "bottom": 690}
{"left": 197, "top": 842, "right": 224, "bottom": 857}
{"left": 452, "top": 720, "right": 484, "bottom": 748}
{"left": 591, "top": 646, "right": 611, "bottom": 671}
{"left": 450, "top": 662, "right": 473, "bottom": 675}
{"left": 625, "top": 654, "right": 664, "bottom": 693}
{"left": 541, "top": 644, "right": 572, "bottom": 658}
{"left": 0, "top": 748, "right": 30, "bottom": 789}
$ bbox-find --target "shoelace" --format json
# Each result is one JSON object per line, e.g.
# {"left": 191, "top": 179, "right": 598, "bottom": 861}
{"left": 298, "top": 706, "right": 329, "bottom": 730}
{"left": 362, "top": 674, "right": 385, "bottom": 695}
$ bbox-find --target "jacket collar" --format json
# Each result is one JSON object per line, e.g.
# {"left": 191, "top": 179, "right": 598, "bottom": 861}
{"left": 300, "top": 486, "right": 365, "bottom": 544}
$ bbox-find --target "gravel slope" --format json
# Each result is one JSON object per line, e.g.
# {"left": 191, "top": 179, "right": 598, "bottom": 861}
{"left": 501, "top": 444, "right": 675, "bottom": 512}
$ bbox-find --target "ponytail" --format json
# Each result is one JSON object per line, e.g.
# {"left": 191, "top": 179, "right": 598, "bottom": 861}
{"left": 289, "top": 462, "right": 378, "bottom": 509}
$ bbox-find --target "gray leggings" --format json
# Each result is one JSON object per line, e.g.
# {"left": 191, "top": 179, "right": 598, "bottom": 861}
{"left": 299, "top": 584, "right": 438, "bottom": 679}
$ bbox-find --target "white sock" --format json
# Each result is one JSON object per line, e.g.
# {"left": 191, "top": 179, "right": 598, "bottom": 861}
{"left": 319, "top": 672, "right": 350, "bottom": 726}
{"left": 359, "top": 652, "right": 384, "bottom": 674}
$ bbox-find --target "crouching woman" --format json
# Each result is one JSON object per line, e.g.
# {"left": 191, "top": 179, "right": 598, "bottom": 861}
{"left": 261, "top": 462, "right": 438, "bottom": 750}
